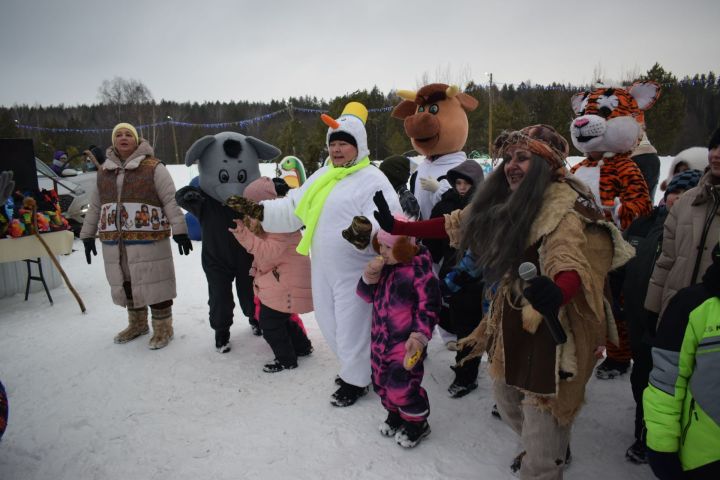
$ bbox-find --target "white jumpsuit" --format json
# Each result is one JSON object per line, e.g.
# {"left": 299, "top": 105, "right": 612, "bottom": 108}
{"left": 261, "top": 165, "right": 401, "bottom": 386}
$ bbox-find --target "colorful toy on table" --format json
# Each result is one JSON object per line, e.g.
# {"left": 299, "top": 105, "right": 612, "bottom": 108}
{"left": 7, "top": 218, "right": 25, "bottom": 237}
{"left": 278, "top": 155, "right": 306, "bottom": 188}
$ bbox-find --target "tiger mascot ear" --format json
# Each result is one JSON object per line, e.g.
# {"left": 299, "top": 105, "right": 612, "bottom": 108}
{"left": 628, "top": 81, "right": 661, "bottom": 111}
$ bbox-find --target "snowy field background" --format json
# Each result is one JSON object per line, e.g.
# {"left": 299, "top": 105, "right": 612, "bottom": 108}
{"left": 0, "top": 155, "right": 689, "bottom": 479}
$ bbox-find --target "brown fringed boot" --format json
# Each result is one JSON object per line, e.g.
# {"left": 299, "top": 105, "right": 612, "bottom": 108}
{"left": 148, "top": 306, "right": 174, "bottom": 350}
{"left": 114, "top": 306, "right": 149, "bottom": 344}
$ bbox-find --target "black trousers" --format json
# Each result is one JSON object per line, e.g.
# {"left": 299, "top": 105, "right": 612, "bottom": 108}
{"left": 259, "top": 304, "right": 311, "bottom": 366}
{"left": 628, "top": 313, "right": 654, "bottom": 442}
{"left": 204, "top": 267, "right": 255, "bottom": 333}
{"left": 449, "top": 285, "right": 483, "bottom": 385}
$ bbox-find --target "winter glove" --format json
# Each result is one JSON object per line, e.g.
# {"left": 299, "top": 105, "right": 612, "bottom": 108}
{"left": 647, "top": 449, "right": 683, "bottom": 480}
{"left": 83, "top": 238, "right": 97, "bottom": 265}
{"left": 372, "top": 190, "right": 395, "bottom": 233}
{"left": 363, "top": 255, "right": 385, "bottom": 285}
{"left": 522, "top": 275, "right": 563, "bottom": 319}
{"left": 404, "top": 332, "right": 429, "bottom": 370}
{"left": 176, "top": 186, "right": 204, "bottom": 205}
{"left": 226, "top": 195, "right": 264, "bottom": 221}
{"left": 342, "top": 216, "right": 372, "bottom": 250}
{"left": 0, "top": 170, "right": 14, "bottom": 206}
{"left": 173, "top": 234, "right": 193, "bottom": 255}
{"left": 419, "top": 176, "right": 440, "bottom": 193}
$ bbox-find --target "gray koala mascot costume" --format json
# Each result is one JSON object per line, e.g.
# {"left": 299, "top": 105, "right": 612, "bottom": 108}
{"left": 176, "top": 132, "right": 281, "bottom": 352}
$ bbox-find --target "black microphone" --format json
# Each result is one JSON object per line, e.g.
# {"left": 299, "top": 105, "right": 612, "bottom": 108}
{"left": 518, "top": 262, "right": 567, "bottom": 345}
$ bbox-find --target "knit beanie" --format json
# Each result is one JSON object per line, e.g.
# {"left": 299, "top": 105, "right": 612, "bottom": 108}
{"left": 53, "top": 150, "right": 66, "bottom": 161}
{"left": 322, "top": 102, "right": 370, "bottom": 161}
{"left": 379, "top": 155, "right": 410, "bottom": 190}
{"left": 665, "top": 169, "right": 703, "bottom": 198}
{"left": 376, "top": 213, "right": 415, "bottom": 248}
{"left": 328, "top": 131, "right": 357, "bottom": 148}
{"left": 111, "top": 122, "right": 139, "bottom": 147}
{"left": 243, "top": 177, "right": 277, "bottom": 202}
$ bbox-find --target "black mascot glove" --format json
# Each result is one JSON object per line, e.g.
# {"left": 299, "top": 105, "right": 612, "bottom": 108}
{"left": 372, "top": 190, "right": 395, "bottom": 233}
{"left": 647, "top": 450, "right": 683, "bottom": 480}
{"left": 522, "top": 275, "right": 563, "bottom": 318}
{"left": 178, "top": 187, "right": 204, "bottom": 204}
{"left": 83, "top": 238, "right": 97, "bottom": 265}
{"left": 342, "top": 216, "right": 372, "bottom": 250}
{"left": 226, "top": 195, "right": 264, "bottom": 221}
{"left": 173, "top": 234, "right": 193, "bottom": 255}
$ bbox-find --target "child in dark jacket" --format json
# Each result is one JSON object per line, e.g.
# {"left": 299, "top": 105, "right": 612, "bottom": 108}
{"left": 425, "top": 159, "right": 485, "bottom": 398}
{"left": 357, "top": 218, "right": 441, "bottom": 448}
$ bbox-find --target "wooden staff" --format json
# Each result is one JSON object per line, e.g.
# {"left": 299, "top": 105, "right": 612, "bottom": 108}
{"left": 24, "top": 197, "right": 86, "bottom": 313}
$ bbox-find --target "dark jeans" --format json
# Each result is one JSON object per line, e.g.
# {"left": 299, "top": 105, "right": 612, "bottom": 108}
{"left": 259, "top": 304, "right": 311, "bottom": 366}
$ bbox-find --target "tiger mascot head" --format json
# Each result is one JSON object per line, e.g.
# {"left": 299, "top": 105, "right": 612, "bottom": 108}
{"left": 570, "top": 81, "right": 660, "bottom": 156}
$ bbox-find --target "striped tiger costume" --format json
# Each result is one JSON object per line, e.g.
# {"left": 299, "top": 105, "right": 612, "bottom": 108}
{"left": 569, "top": 82, "right": 659, "bottom": 230}
{"left": 569, "top": 82, "right": 660, "bottom": 367}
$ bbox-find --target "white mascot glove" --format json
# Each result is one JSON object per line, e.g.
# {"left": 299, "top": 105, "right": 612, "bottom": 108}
{"left": 419, "top": 177, "right": 440, "bottom": 193}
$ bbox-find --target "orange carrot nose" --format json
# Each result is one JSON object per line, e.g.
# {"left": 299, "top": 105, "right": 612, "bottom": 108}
{"left": 321, "top": 113, "right": 340, "bottom": 129}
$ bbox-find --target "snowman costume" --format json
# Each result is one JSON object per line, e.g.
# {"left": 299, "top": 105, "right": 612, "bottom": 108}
{"left": 259, "top": 103, "right": 401, "bottom": 387}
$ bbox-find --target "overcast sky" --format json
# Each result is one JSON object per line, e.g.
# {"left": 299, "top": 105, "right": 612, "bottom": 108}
{"left": 1, "top": 0, "right": 718, "bottom": 107}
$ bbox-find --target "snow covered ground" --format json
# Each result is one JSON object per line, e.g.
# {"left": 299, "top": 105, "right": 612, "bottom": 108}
{"left": 0, "top": 159, "right": 683, "bottom": 480}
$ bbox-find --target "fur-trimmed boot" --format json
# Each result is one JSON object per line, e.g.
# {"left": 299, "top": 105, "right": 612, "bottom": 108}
{"left": 114, "top": 306, "right": 149, "bottom": 344}
{"left": 148, "top": 306, "right": 174, "bottom": 350}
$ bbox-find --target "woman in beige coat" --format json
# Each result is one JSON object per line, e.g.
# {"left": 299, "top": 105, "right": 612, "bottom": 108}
{"left": 645, "top": 129, "right": 720, "bottom": 320}
{"left": 80, "top": 123, "right": 191, "bottom": 349}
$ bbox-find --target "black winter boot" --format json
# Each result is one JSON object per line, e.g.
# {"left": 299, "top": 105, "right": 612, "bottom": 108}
{"left": 330, "top": 379, "right": 369, "bottom": 407}
{"left": 262, "top": 359, "right": 297, "bottom": 373}
{"left": 215, "top": 329, "right": 231, "bottom": 353}
{"left": 395, "top": 420, "right": 430, "bottom": 448}
{"left": 379, "top": 410, "right": 403, "bottom": 437}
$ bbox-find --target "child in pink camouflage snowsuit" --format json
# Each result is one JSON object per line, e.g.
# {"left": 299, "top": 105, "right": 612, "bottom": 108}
{"left": 357, "top": 221, "right": 441, "bottom": 448}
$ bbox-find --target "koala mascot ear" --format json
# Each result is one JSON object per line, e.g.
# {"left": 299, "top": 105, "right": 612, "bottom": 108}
{"left": 246, "top": 136, "right": 281, "bottom": 161}
{"left": 184, "top": 135, "right": 217, "bottom": 166}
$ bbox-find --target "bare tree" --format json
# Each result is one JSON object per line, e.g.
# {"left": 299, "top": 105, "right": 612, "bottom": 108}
{"left": 97, "top": 77, "right": 153, "bottom": 120}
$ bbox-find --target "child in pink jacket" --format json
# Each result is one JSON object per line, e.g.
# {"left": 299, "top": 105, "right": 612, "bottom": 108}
{"left": 357, "top": 218, "right": 441, "bottom": 448}
{"left": 229, "top": 177, "right": 313, "bottom": 372}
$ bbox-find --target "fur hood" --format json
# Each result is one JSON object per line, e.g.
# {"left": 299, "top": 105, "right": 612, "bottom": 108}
{"left": 104, "top": 140, "right": 155, "bottom": 170}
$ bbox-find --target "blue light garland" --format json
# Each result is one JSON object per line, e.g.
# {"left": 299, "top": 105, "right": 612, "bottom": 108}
{"left": 16, "top": 108, "right": 289, "bottom": 133}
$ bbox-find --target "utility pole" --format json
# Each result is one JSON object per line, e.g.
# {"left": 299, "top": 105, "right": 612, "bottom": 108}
{"left": 486, "top": 72, "right": 493, "bottom": 155}
{"left": 167, "top": 115, "right": 179, "bottom": 164}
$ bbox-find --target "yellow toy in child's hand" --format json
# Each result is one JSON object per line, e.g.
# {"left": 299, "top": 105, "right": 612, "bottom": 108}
{"left": 403, "top": 346, "right": 422, "bottom": 370}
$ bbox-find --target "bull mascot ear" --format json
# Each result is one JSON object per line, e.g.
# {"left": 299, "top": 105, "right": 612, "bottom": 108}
{"left": 184, "top": 135, "right": 216, "bottom": 166}
{"left": 392, "top": 90, "right": 419, "bottom": 119}
{"left": 445, "top": 85, "right": 479, "bottom": 112}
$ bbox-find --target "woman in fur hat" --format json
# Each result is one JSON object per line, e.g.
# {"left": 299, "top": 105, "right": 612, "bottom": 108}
{"left": 80, "top": 123, "right": 192, "bottom": 349}
{"left": 374, "top": 124, "right": 634, "bottom": 479}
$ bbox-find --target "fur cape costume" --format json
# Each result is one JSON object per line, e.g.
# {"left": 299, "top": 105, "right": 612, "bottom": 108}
{"left": 454, "top": 179, "right": 634, "bottom": 425}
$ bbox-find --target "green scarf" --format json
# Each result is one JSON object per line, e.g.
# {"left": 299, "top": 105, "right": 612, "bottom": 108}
{"left": 294, "top": 157, "right": 370, "bottom": 255}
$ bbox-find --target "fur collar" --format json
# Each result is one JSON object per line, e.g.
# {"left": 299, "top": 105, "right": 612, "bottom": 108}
{"left": 527, "top": 182, "right": 578, "bottom": 247}
{"left": 528, "top": 181, "right": 635, "bottom": 271}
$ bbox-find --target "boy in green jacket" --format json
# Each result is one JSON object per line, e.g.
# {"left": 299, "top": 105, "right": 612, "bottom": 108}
{"left": 643, "top": 236, "right": 720, "bottom": 478}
